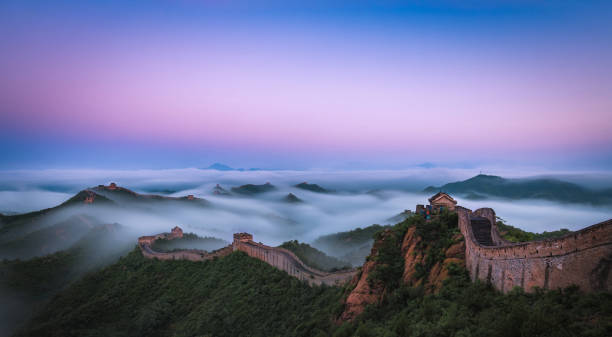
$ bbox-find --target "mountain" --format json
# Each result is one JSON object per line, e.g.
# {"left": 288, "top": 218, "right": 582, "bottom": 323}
{"left": 206, "top": 163, "right": 263, "bottom": 171}
{"left": 15, "top": 222, "right": 610, "bottom": 337}
{"left": 424, "top": 174, "right": 612, "bottom": 205}
{"left": 385, "top": 209, "right": 413, "bottom": 224}
{"left": 1, "top": 222, "right": 134, "bottom": 337}
{"left": 14, "top": 250, "right": 343, "bottom": 337}
{"left": 294, "top": 182, "right": 332, "bottom": 193}
{"left": 283, "top": 193, "right": 303, "bottom": 203}
{"left": 312, "top": 224, "right": 387, "bottom": 266}
{"left": 278, "top": 240, "right": 351, "bottom": 272}
{"left": 206, "top": 163, "right": 236, "bottom": 171}
{"left": 212, "top": 184, "right": 231, "bottom": 196}
{"left": 0, "top": 184, "right": 209, "bottom": 258}
{"left": 231, "top": 182, "right": 276, "bottom": 195}
{"left": 416, "top": 162, "right": 436, "bottom": 169}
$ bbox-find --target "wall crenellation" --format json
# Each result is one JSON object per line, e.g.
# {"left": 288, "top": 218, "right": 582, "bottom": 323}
{"left": 138, "top": 228, "right": 357, "bottom": 286}
{"left": 137, "top": 193, "right": 611, "bottom": 292}
{"left": 458, "top": 206, "right": 612, "bottom": 293}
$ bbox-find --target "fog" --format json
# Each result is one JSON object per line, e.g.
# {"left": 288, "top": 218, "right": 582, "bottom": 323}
{"left": 1, "top": 169, "right": 611, "bottom": 247}
{"left": 1, "top": 168, "right": 611, "bottom": 337}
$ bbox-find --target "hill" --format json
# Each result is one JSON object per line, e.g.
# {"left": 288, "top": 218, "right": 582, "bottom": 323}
{"left": 278, "top": 240, "right": 351, "bottom": 272}
{"left": 0, "top": 184, "right": 210, "bottom": 261}
{"left": 312, "top": 224, "right": 388, "bottom": 266}
{"left": 283, "top": 193, "right": 304, "bottom": 203}
{"left": 14, "top": 230, "right": 612, "bottom": 337}
{"left": 496, "top": 218, "right": 572, "bottom": 242}
{"left": 14, "top": 250, "right": 344, "bottom": 337}
{"left": 231, "top": 182, "right": 276, "bottom": 195}
{"left": 212, "top": 184, "right": 231, "bottom": 196}
{"left": 1, "top": 222, "right": 134, "bottom": 336}
{"left": 424, "top": 174, "right": 612, "bottom": 205}
{"left": 294, "top": 182, "right": 332, "bottom": 193}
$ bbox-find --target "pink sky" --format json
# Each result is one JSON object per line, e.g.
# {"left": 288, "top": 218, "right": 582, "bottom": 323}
{"left": 1, "top": 1, "right": 611, "bottom": 169}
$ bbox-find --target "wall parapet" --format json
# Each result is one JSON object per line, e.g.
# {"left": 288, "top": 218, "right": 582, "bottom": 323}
{"left": 232, "top": 234, "right": 357, "bottom": 286}
{"left": 138, "top": 228, "right": 357, "bottom": 286}
{"left": 458, "top": 207, "right": 612, "bottom": 293}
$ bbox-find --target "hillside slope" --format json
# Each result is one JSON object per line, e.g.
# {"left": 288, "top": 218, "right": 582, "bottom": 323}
{"left": 14, "top": 250, "right": 344, "bottom": 337}
{"left": 424, "top": 174, "right": 612, "bottom": 205}
{"left": 12, "top": 217, "right": 612, "bottom": 337}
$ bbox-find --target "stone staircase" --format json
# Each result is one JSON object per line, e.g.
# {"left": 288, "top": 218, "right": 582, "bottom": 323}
{"left": 470, "top": 217, "right": 495, "bottom": 246}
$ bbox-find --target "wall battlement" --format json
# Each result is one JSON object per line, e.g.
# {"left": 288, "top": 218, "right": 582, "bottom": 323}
{"left": 232, "top": 233, "right": 357, "bottom": 286}
{"left": 458, "top": 207, "right": 612, "bottom": 293}
{"left": 138, "top": 229, "right": 357, "bottom": 286}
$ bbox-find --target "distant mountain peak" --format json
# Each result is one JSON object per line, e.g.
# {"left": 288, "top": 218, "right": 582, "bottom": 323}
{"left": 295, "top": 182, "right": 331, "bottom": 193}
{"left": 283, "top": 193, "right": 303, "bottom": 203}
{"left": 212, "top": 184, "right": 231, "bottom": 196}
{"left": 423, "top": 174, "right": 611, "bottom": 205}
{"left": 231, "top": 183, "right": 276, "bottom": 195}
{"left": 207, "top": 163, "right": 235, "bottom": 171}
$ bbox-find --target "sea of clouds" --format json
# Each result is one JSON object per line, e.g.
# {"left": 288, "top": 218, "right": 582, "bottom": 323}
{"left": 0, "top": 168, "right": 611, "bottom": 246}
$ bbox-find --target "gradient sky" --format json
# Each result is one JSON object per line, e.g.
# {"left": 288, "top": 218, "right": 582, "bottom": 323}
{"left": 1, "top": 0, "right": 611, "bottom": 170}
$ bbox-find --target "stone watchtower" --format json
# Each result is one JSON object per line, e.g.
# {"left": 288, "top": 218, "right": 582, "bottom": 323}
{"left": 233, "top": 233, "right": 253, "bottom": 250}
{"left": 233, "top": 233, "right": 253, "bottom": 243}
{"left": 170, "top": 226, "right": 183, "bottom": 239}
{"left": 428, "top": 192, "right": 457, "bottom": 211}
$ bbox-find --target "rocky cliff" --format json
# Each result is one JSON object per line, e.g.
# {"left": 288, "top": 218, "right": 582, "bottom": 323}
{"left": 340, "top": 213, "right": 465, "bottom": 321}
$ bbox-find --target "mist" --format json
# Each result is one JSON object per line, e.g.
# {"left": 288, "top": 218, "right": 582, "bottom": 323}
{"left": 1, "top": 168, "right": 611, "bottom": 337}
{"left": 1, "top": 169, "right": 611, "bottom": 247}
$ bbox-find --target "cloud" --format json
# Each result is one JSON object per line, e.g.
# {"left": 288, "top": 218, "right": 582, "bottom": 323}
{"left": 0, "top": 168, "right": 610, "bottom": 247}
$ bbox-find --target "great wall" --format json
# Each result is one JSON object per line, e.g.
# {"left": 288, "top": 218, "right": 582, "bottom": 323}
{"left": 137, "top": 192, "right": 612, "bottom": 293}
{"left": 458, "top": 206, "right": 612, "bottom": 293}
{"left": 138, "top": 228, "right": 358, "bottom": 286}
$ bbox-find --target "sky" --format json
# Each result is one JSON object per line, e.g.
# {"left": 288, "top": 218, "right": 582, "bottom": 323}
{"left": 1, "top": 0, "right": 611, "bottom": 170}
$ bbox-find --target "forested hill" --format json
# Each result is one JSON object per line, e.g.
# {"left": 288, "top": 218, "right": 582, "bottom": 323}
{"left": 424, "top": 174, "right": 612, "bottom": 205}
{"left": 15, "top": 237, "right": 612, "bottom": 336}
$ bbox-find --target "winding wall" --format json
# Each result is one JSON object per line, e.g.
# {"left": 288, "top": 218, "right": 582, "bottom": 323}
{"left": 458, "top": 206, "right": 612, "bottom": 293}
{"left": 138, "top": 230, "right": 356, "bottom": 286}
{"left": 232, "top": 235, "right": 357, "bottom": 286}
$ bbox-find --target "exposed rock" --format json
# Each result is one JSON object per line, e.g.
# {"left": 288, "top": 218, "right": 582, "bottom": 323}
{"left": 401, "top": 227, "right": 425, "bottom": 286}
{"left": 340, "top": 231, "right": 391, "bottom": 321}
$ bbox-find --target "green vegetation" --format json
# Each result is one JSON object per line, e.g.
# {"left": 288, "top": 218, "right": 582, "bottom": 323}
{"left": 16, "top": 250, "right": 345, "bottom": 337}
{"left": 424, "top": 174, "right": 612, "bottom": 205}
{"left": 313, "top": 224, "right": 388, "bottom": 266}
{"left": 1, "top": 223, "right": 134, "bottom": 336}
{"left": 1, "top": 250, "right": 79, "bottom": 297}
{"left": 367, "top": 227, "right": 406, "bottom": 290}
{"left": 279, "top": 240, "right": 351, "bottom": 272}
{"left": 367, "top": 212, "right": 461, "bottom": 289}
{"left": 8, "top": 208, "right": 611, "bottom": 337}
{"left": 497, "top": 218, "right": 572, "bottom": 243}
{"left": 151, "top": 233, "right": 228, "bottom": 253}
{"left": 0, "top": 214, "right": 103, "bottom": 259}
{"left": 340, "top": 212, "right": 611, "bottom": 337}
{"left": 338, "top": 268, "right": 611, "bottom": 337}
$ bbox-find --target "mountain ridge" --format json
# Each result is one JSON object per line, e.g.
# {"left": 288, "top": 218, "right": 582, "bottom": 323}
{"left": 424, "top": 174, "right": 612, "bottom": 205}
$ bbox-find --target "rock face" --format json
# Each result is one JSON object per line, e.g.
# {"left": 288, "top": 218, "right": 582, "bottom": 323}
{"left": 340, "top": 234, "right": 388, "bottom": 321}
{"left": 401, "top": 227, "right": 465, "bottom": 292}
{"left": 341, "top": 227, "right": 466, "bottom": 321}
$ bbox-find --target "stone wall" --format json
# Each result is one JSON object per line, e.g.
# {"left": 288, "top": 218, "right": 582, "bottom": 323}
{"left": 232, "top": 235, "right": 357, "bottom": 286}
{"left": 140, "top": 244, "right": 233, "bottom": 262}
{"left": 458, "top": 207, "right": 612, "bottom": 293}
{"left": 138, "top": 228, "right": 356, "bottom": 286}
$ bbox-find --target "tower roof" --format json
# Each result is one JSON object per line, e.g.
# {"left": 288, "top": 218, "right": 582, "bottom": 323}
{"left": 428, "top": 192, "right": 457, "bottom": 204}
